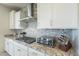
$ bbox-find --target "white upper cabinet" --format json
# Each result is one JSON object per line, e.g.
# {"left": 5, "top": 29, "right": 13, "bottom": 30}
{"left": 52, "top": 3, "right": 78, "bottom": 29}
{"left": 14, "top": 11, "right": 23, "bottom": 29}
{"left": 9, "top": 10, "right": 15, "bottom": 29}
{"left": 10, "top": 10, "right": 23, "bottom": 29}
{"left": 37, "top": 3, "right": 78, "bottom": 29}
{"left": 37, "top": 3, "right": 52, "bottom": 29}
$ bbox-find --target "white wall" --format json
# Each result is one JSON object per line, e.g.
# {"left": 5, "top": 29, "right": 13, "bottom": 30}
{"left": 0, "top": 5, "right": 11, "bottom": 52}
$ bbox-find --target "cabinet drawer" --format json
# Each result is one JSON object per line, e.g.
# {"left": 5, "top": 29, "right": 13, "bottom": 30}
{"left": 20, "top": 48, "right": 28, "bottom": 56}
{"left": 14, "top": 46, "right": 21, "bottom": 56}
{"left": 14, "top": 46, "right": 28, "bottom": 56}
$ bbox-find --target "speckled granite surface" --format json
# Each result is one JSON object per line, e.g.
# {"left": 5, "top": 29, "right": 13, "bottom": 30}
{"left": 30, "top": 43, "right": 74, "bottom": 56}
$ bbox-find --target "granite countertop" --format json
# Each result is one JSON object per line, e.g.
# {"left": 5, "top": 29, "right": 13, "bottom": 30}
{"left": 5, "top": 36, "right": 74, "bottom": 56}
{"left": 30, "top": 43, "right": 74, "bottom": 56}
{"left": 4, "top": 35, "right": 36, "bottom": 40}
{"left": 4, "top": 36, "right": 16, "bottom": 41}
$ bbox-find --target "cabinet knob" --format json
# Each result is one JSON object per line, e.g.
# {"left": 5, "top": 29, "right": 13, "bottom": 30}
{"left": 17, "top": 49, "right": 21, "bottom": 51}
{"left": 50, "top": 19, "right": 52, "bottom": 26}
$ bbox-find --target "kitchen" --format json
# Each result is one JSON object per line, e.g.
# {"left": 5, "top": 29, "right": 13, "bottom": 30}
{"left": 0, "top": 3, "right": 78, "bottom": 56}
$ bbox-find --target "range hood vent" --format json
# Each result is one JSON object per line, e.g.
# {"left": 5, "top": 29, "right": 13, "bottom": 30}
{"left": 27, "top": 3, "right": 32, "bottom": 17}
{"left": 20, "top": 3, "right": 36, "bottom": 23}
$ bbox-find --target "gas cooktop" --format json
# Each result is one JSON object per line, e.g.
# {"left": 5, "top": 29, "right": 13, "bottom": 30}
{"left": 16, "top": 37, "right": 36, "bottom": 44}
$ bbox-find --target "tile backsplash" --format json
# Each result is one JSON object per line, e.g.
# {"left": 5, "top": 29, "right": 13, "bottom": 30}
{"left": 37, "top": 29, "right": 72, "bottom": 38}
{"left": 23, "top": 21, "right": 73, "bottom": 39}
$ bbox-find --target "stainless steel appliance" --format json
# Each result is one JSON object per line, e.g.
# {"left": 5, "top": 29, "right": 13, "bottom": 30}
{"left": 37, "top": 36, "right": 55, "bottom": 48}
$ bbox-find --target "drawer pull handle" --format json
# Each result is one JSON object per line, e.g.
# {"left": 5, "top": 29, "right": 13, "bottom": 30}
{"left": 17, "top": 49, "right": 20, "bottom": 51}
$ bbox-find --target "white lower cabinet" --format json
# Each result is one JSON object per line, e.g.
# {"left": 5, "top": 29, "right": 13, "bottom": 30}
{"left": 20, "top": 48, "right": 28, "bottom": 56}
{"left": 5, "top": 38, "right": 9, "bottom": 53}
{"left": 5, "top": 38, "right": 45, "bottom": 56}
{"left": 5, "top": 38, "right": 28, "bottom": 56}
{"left": 5, "top": 38, "right": 15, "bottom": 56}
{"left": 14, "top": 46, "right": 27, "bottom": 56}
{"left": 14, "top": 46, "right": 21, "bottom": 56}
{"left": 14, "top": 43, "right": 28, "bottom": 56}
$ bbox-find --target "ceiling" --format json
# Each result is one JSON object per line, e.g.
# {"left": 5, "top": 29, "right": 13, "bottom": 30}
{"left": 0, "top": 3, "right": 29, "bottom": 10}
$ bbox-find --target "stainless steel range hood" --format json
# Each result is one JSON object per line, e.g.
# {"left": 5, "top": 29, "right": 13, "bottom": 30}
{"left": 20, "top": 3, "right": 36, "bottom": 23}
{"left": 27, "top": 3, "right": 32, "bottom": 18}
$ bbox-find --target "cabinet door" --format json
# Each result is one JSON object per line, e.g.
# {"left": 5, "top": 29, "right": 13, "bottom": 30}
{"left": 14, "top": 46, "right": 28, "bottom": 56}
{"left": 18, "top": 44, "right": 28, "bottom": 56}
{"left": 14, "top": 45, "right": 21, "bottom": 56}
{"left": 9, "top": 10, "right": 15, "bottom": 29}
{"left": 15, "top": 11, "right": 23, "bottom": 29}
{"left": 20, "top": 48, "right": 28, "bottom": 56}
{"left": 5, "top": 38, "right": 14, "bottom": 56}
{"left": 28, "top": 48, "right": 44, "bottom": 56}
{"left": 52, "top": 3, "right": 78, "bottom": 29}
{"left": 13, "top": 41, "right": 28, "bottom": 56}
{"left": 5, "top": 38, "right": 9, "bottom": 53}
{"left": 8, "top": 40, "right": 14, "bottom": 56}
{"left": 37, "top": 3, "right": 52, "bottom": 29}
{"left": 10, "top": 10, "right": 23, "bottom": 29}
